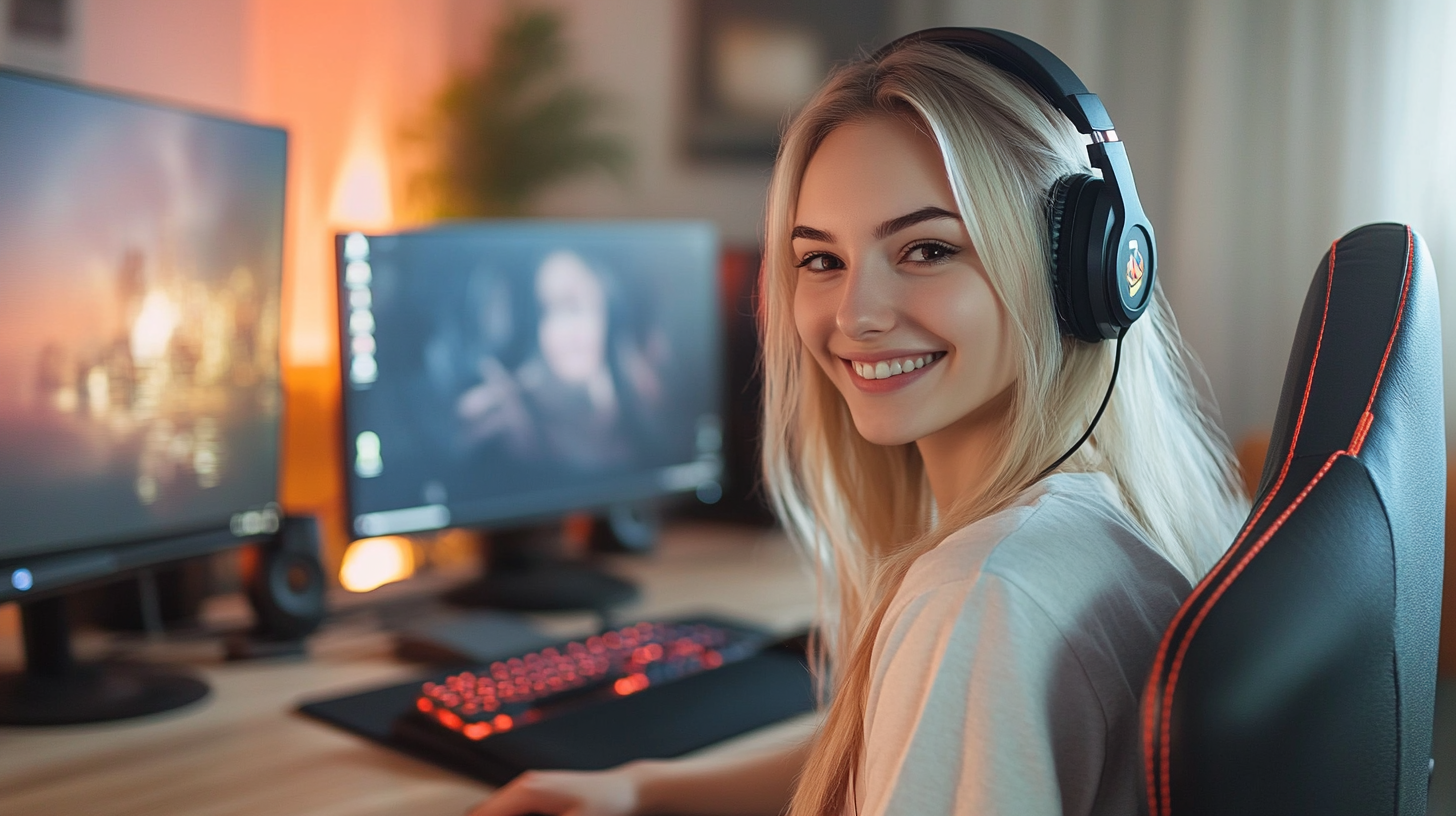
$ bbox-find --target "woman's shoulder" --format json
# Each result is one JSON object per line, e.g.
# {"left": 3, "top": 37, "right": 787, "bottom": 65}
{"left": 896, "top": 471, "right": 1191, "bottom": 642}
{"left": 865, "top": 473, "right": 1194, "bottom": 816}
{"left": 904, "top": 472, "right": 1142, "bottom": 582}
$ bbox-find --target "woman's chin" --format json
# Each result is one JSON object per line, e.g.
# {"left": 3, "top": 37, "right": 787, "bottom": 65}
{"left": 850, "top": 414, "right": 922, "bottom": 447}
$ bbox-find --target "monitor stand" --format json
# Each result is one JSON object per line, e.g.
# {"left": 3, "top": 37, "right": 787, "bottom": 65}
{"left": 0, "top": 594, "right": 209, "bottom": 725}
{"left": 443, "top": 524, "right": 640, "bottom": 613}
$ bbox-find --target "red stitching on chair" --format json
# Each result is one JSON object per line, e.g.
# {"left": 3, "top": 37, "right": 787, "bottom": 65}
{"left": 1159, "top": 450, "right": 1346, "bottom": 810}
{"left": 1349, "top": 226, "right": 1415, "bottom": 456}
{"left": 1144, "top": 241, "right": 1339, "bottom": 816}
{"left": 1350, "top": 411, "right": 1375, "bottom": 454}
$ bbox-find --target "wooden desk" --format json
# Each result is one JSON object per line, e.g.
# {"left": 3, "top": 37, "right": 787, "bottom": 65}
{"left": 0, "top": 523, "right": 816, "bottom": 816}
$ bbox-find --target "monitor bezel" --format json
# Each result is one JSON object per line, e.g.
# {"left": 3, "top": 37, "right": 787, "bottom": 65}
{"left": 0, "top": 63, "right": 290, "bottom": 135}
{"left": 0, "top": 523, "right": 278, "bottom": 605}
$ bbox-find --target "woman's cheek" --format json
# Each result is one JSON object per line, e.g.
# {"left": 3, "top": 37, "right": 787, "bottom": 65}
{"left": 958, "top": 287, "right": 1014, "bottom": 394}
{"left": 792, "top": 280, "right": 835, "bottom": 371}
{"left": 940, "top": 274, "right": 1001, "bottom": 349}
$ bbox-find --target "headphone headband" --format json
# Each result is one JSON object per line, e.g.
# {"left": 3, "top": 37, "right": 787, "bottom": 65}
{"left": 877, "top": 28, "right": 1114, "bottom": 134}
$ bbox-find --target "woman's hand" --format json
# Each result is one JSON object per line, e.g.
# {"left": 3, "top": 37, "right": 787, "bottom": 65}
{"left": 456, "top": 356, "right": 533, "bottom": 453}
{"left": 467, "top": 735, "right": 812, "bottom": 816}
{"left": 466, "top": 766, "right": 644, "bottom": 816}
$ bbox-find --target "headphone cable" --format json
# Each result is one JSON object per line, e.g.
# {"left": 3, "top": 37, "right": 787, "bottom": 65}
{"left": 1038, "top": 325, "right": 1127, "bottom": 480}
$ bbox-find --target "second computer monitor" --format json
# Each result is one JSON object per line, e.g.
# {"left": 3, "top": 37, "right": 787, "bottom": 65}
{"left": 0, "top": 68, "right": 286, "bottom": 584}
{"left": 339, "top": 222, "right": 723, "bottom": 539}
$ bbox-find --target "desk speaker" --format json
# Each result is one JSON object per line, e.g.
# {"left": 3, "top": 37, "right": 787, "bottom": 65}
{"left": 245, "top": 515, "right": 327, "bottom": 640}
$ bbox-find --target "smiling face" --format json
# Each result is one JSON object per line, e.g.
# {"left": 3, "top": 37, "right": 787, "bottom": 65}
{"left": 536, "top": 250, "right": 608, "bottom": 385}
{"left": 791, "top": 115, "right": 1017, "bottom": 447}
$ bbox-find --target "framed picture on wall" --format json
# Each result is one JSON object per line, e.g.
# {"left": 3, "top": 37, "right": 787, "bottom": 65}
{"left": 686, "top": 0, "right": 890, "bottom": 163}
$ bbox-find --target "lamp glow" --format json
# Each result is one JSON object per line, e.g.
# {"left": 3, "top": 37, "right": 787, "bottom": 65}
{"left": 329, "top": 136, "right": 393, "bottom": 229}
{"left": 339, "top": 535, "right": 414, "bottom": 593}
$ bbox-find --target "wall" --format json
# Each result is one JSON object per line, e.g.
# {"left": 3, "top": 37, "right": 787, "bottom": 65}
{"left": 79, "top": 0, "right": 250, "bottom": 113}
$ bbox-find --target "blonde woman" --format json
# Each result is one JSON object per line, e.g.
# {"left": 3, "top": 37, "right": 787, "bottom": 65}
{"left": 472, "top": 28, "right": 1246, "bottom": 816}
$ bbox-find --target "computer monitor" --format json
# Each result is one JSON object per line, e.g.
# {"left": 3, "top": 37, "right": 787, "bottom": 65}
{"left": 0, "top": 68, "right": 288, "bottom": 722}
{"left": 337, "top": 222, "right": 724, "bottom": 608}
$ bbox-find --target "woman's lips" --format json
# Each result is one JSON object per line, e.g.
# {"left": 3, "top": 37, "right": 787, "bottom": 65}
{"left": 840, "top": 351, "right": 945, "bottom": 393}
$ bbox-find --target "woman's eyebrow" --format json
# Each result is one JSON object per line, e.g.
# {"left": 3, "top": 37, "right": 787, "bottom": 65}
{"left": 874, "top": 206, "right": 961, "bottom": 239}
{"left": 791, "top": 225, "right": 834, "bottom": 242}
{"left": 791, "top": 207, "right": 961, "bottom": 244}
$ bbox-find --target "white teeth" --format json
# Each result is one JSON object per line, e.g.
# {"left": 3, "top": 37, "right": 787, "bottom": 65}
{"left": 853, "top": 354, "right": 938, "bottom": 380}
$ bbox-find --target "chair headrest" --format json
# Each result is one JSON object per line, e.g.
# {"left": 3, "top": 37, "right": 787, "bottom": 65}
{"left": 1259, "top": 222, "right": 1442, "bottom": 492}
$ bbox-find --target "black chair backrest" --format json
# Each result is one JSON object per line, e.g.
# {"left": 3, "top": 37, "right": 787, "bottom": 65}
{"left": 1141, "top": 223, "right": 1445, "bottom": 816}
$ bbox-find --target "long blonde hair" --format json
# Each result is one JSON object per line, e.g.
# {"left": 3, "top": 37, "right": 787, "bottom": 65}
{"left": 760, "top": 42, "right": 1249, "bottom": 815}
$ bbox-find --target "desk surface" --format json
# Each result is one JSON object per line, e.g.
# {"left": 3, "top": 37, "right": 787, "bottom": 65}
{"left": 0, "top": 523, "right": 816, "bottom": 816}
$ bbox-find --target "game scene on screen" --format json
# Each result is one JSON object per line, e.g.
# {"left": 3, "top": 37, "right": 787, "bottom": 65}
{"left": 0, "top": 74, "right": 286, "bottom": 561}
{"left": 341, "top": 223, "right": 722, "bottom": 537}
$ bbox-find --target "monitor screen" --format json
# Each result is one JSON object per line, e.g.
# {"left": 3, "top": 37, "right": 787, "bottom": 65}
{"left": 339, "top": 222, "right": 723, "bottom": 538}
{"left": 0, "top": 70, "right": 287, "bottom": 563}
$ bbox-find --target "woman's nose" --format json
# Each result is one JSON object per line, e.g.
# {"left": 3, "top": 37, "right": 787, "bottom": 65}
{"left": 835, "top": 264, "right": 896, "bottom": 340}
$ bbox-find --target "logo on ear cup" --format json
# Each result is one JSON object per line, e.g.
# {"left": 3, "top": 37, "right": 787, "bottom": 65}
{"left": 1126, "top": 239, "right": 1145, "bottom": 298}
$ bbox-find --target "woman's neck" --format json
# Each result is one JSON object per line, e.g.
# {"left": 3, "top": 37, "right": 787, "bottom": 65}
{"left": 916, "top": 386, "right": 1013, "bottom": 514}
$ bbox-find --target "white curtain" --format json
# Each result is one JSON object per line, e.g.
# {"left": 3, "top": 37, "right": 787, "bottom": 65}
{"left": 904, "top": 0, "right": 1456, "bottom": 441}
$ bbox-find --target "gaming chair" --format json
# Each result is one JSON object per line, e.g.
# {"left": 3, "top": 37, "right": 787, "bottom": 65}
{"left": 1141, "top": 223, "right": 1445, "bottom": 815}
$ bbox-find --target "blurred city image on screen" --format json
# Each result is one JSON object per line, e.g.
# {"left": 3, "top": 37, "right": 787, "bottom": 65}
{"left": 341, "top": 222, "right": 722, "bottom": 538}
{"left": 0, "top": 71, "right": 287, "bottom": 561}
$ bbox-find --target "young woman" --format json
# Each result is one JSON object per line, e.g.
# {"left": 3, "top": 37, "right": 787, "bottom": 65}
{"left": 471, "top": 29, "right": 1246, "bottom": 816}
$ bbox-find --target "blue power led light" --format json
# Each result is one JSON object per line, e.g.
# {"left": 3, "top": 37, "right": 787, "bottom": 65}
{"left": 11, "top": 568, "right": 34, "bottom": 592}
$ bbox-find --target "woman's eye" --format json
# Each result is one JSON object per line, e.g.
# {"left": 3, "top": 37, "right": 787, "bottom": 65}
{"left": 902, "top": 242, "right": 959, "bottom": 264}
{"left": 795, "top": 252, "right": 844, "bottom": 272}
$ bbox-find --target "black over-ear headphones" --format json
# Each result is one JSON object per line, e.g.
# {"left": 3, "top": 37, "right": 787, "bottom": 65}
{"left": 876, "top": 28, "right": 1155, "bottom": 343}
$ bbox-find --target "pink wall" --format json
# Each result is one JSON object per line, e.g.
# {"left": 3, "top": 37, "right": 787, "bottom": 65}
{"left": 81, "top": 0, "right": 251, "bottom": 115}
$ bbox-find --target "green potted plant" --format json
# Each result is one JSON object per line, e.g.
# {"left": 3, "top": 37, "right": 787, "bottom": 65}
{"left": 410, "top": 5, "right": 630, "bottom": 218}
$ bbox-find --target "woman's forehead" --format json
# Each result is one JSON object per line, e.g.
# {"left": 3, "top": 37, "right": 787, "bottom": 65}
{"left": 795, "top": 117, "right": 958, "bottom": 234}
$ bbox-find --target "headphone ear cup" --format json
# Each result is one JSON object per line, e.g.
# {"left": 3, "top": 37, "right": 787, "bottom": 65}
{"left": 1047, "top": 173, "right": 1104, "bottom": 341}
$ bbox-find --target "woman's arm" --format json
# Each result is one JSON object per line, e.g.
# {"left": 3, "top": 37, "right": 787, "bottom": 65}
{"left": 469, "top": 737, "right": 811, "bottom": 816}
{"left": 633, "top": 737, "right": 810, "bottom": 815}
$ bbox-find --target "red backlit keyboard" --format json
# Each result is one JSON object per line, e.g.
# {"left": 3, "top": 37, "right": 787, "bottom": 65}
{"left": 411, "top": 620, "right": 767, "bottom": 742}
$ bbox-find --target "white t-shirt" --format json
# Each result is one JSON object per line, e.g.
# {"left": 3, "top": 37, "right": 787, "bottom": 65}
{"left": 856, "top": 472, "right": 1192, "bottom": 816}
